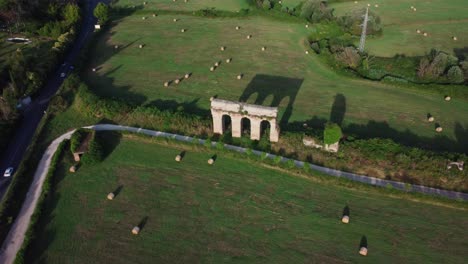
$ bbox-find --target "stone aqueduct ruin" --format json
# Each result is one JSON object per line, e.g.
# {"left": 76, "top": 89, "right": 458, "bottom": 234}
{"left": 211, "top": 98, "right": 280, "bottom": 142}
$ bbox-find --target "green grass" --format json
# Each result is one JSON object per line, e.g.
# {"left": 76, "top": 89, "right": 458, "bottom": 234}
{"left": 85, "top": 13, "right": 468, "bottom": 142}
{"left": 330, "top": 0, "right": 468, "bottom": 57}
{"left": 115, "top": 0, "right": 252, "bottom": 11}
{"left": 26, "top": 136, "right": 468, "bottom": 263}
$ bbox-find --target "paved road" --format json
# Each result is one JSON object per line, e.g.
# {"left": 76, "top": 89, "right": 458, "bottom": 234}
{"left": 1, "top": 124, "right": 466, "bottom": 264}
{"left": 0, "top": 0, "right": 101, "bottom": 200}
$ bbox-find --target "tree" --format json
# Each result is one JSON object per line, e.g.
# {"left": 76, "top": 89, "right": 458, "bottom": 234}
{"left": 324, "top": 122, "right": 342, "bottom": 145}
{"left": 447, "top": 66, "right": 464, "bottom": 84}
{"left": 62, "top": 3, "right": 81, "bottom": 27}
{"left": 300, "top": 0, "right": 333, "bottom": 23}
{"left": 93, "top": 3, "right": 109, "bottom": 25}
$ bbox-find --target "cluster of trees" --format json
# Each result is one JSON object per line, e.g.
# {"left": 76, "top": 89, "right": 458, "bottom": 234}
{"left": 418, "top": 50, "right": 466, "bottom": 84}
{"left": 0, "top": 1, "right": 82, "bottom": 122}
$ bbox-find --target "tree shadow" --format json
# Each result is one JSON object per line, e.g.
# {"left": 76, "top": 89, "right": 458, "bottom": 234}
{"left": 238, "top": 74, "right": 304, "bottom": 126}
{"left": 453, "top": 47, "right": 468, "bottom": 60}
{"left": 95, "top": 130, "right": 122, "bottom": 161}
{"left": 144, "top": 98, "right": 210, "bottom": 117}
{"left": 454, "top": 122, "right": 468, "bottom": 153}
{"left": 330, "top": 93, "right": 346, "bottom": 126}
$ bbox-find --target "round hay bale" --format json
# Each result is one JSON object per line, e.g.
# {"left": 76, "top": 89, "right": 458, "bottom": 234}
{"left": 226, "top": 58, "right": 231, "bottom": 63}
{"left": 181, "top": 29, "right": 186, "bottom": 32}
{"left": 411, "top": 6, "right": 414, "bottom": 9}
{"left": 359, "top": 247, "right": 368, "bottom": 256}
{"left": 428, "top": 116, "right": 434, "bottom": 122}
{"left": 367, "top": 3, "right": 370, "bottom": 7}
{"left": 174, "top": 79, "right": 180, "bottom": 84}
{"left": 92, "top": 68, "right": 96, "bottom": 72}
{"left": 210, "top": 66, "right": 215, "bottom": 72}
{"left": 436, "top": 127, "right": 443, "bottom": 133}
{"left": 453, "top": 36, "right": 458, "bottom": 41}
{"left": 305, "top": 50, "right": 309, "bottom": 54}
{"left": 69, "top": 165, "right": 77, "bottom": 173}
{"left": 220, "top": 46, "right": 225, "bottom": 51}
{"left": 445, "top": 96, "right": 451, "bottom": 101}
{"left": 173, "top": 18, "right": 178, "bottom": 22}
{"left": 184, "top": 73, "right": 191, "bottom": 79}
{"left": 139, "top": 44, "right": 144, "bottom": 48}
{"left": 132, "top": 226, "right": 140, "bottom": 235}
{"left": 423, "top": 32, "right": 428, "bottom": 37}
{"left": 341, "top": 215, "right": 349, "bottom": 224}
{"left": 143, "top": 1, "right": 147, "bottom": 4}
{"left": 305, "top": 24, "right": 309, "bottom": 28}
{"left": 107, "top": 192, "right": 115, "bottom": 200}
{"left": 214, "top": 62, "right": 220, "bottom": 67}
{"left": 185, "top": 0, "right": 188, "bottom": 2}
{"left": 354, "top": 1, "right": 358, "bottom": 3}
{"left": 416, "top": 29, "right": 421, "bottom": 34}
{"left": 164, "top": 81, "right": 169, "bottom": 87}
{"left": 142, "top": 17, "right": 146, "bottom": 20}
{"left": 374, "top": 4, "right": 379, "bottom": 8}
{"left": 152, "top": 13, "right": 157, "bottom": 17}
{"left": 247, "top": 35, "right": 251, "bottom": 39}
{"left": 236, "top": 26, "right": 240, "bottom": 30}
{"left": 175, "top": 154, "right": 182, "bottom": 162}
{"left": 208, "top": 158, "right": 215, "bottom": 165}
{"left": 413, "top": 8, "right": 417, "bottom": 11}
{"left": 237, "top": 74, "right": 243, "bottom": 80}
{"left": 114, "top": 45, "right": 119, "bottom": 49}
{"left": 261, "top": 46, "right": 266, "bottom": 51}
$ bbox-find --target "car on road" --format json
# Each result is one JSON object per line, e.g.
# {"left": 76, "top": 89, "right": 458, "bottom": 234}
{"left": 60, "top": 72, "right": 66, "bottom": 78}
{"left": 3, "top": 167, "right": 14, "bottom": 177}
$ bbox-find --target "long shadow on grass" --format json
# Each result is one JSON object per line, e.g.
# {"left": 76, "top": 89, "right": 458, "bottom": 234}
{"left": 144, "top": 98, "right": 210, "bottom": 117}
{"left": 96, "top": 130, "right": 122, "bottom": 161}
{"left": 239, "top": 74, "right": 304, "bottom": 126}
{"left": 454, "top": 47, "right": 468, "bottom": 60}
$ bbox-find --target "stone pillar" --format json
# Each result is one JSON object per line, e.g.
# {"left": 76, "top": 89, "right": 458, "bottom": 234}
{"left": 212, "top": 111, "right": 224, "bottom": 135}
{"left": 250, "top": 118, "right": 262, "bottom": 141}
{"left": 269, "top": 120, "right": 279, "bottom": 142}
{"left": 231, "top": 114, "right": 242, "bottom": 138}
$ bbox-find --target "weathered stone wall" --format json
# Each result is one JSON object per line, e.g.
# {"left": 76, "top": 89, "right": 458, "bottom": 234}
{"left": 211, "top": 98, "right": 280, "bottom": 142}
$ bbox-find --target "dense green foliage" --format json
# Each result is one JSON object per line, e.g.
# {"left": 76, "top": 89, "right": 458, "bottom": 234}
{"left": 69, "top": 129, "right": 85, "bottom": 153}
{"left": 93, "top": 3, "right": 109, "bottom": 25}
{"left": 324, "top": 122, "right": 342, "bottom": 144}
{"left": 81, "top": 131, "right": 104, "bottom": 165}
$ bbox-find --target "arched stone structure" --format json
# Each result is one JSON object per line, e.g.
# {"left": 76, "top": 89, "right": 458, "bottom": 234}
{"left": 211, "top": 98, "right": 280, "bottom": 142}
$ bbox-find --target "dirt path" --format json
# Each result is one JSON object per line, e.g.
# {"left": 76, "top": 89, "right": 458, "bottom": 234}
{"left": 1, "top": 124, "right": 466, "bottom": 263}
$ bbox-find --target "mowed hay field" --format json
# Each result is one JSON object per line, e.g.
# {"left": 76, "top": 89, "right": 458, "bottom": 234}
{"left": 85, "top": 13, "right": 468, "bottom": 141}
{"left": 114, "top": 0, "right": 251, "bottom": 11}
{"left": 331, "top": 0, "right": 468, "bottom": 57}
{"left": 27, "top": 135, "right": 468, "bottom": 263}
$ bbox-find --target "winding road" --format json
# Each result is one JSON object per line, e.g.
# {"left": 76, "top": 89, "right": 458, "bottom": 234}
{"left": 0, "top": 124, "right": 466, "bottom": 264}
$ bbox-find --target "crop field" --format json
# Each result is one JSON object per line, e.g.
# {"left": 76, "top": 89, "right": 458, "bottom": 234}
{"left": 330, "top": 0, "right": 468, "bottom": 57}
{"left": 85, "top": 13, "right": 468, "bottom": 143}
{"left": 25, "top": 135, "right": 468, "bottom": 263}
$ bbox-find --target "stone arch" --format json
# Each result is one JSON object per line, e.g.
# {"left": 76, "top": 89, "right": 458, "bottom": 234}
{"left": 241, "top": 117, "right": 251, "bottom": 136}
{"left": 260, "top": 120, "right": 271, "bottom": 139}
{"left": 211, "top": 98, "right": 280, "bottom": 142}
{"left": 222, "top": 114, "right": 232, "bottom": 133}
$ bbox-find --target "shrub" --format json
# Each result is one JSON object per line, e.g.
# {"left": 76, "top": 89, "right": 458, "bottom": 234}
{"left": 300, "top": 0, "right": 333, "bottom": 22}
{"left": 81, "top": 132, "right": 104, "bottom": 164}
{"left": 93, "top": 2, "right": 110, "bottom": 25}
{"left": 69, "top": 129, "right": 85, "bottom": 153}
{"left": 335, "top": 46, "right": 361, "bottom": 69}
{"left": 324, "top": 123, "right": 342, "bottom": 145}
{"left": 310, "top": 42, "right": 320, "bottom": 54}
{"left": 447, "top": 66, "right": 464, "bottom": 84}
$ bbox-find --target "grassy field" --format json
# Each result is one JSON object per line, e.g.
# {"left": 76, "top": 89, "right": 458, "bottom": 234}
{"left": 26, "top": 135, "right": 468, "bottom": 263}
{"left": 330, "top": 0, "right": 468, "bottom": 57}
{"left": 85, "top": 13, "right": 468, "bottom": 142}
{"left": 115, "top": 0, "right": 252, "bottom": 11}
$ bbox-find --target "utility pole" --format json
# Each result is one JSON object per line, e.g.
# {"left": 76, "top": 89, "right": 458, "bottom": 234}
{"left": 358, "top": 7, "right": 369, "bottom": 53}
